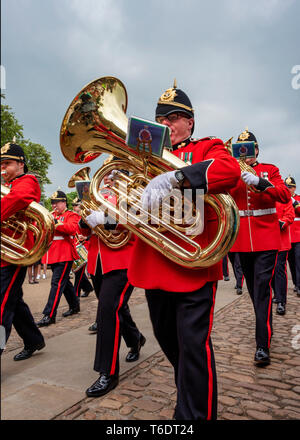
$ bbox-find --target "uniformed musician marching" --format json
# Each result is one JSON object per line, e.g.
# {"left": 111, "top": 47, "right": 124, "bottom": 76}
{"left": 229, "top": 128, "right": 291, "bottom": 365}
{"left": 78, "top": 173, "right": 146, "bottom": 398}
{"left": 120, "top": 82, "right": 241, "bottom": 420}
{"left": 1, "top": 143, "right": 45, "bottom": 360}
{"left": 286, "top": 176, "right": 300, "bottom": 296}
{"left": 36, "top": 191, "right": 80, "bottom": 326}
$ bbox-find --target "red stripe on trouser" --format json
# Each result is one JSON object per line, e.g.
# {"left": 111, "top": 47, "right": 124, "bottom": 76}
{"left": 0, "top": 266, "right": 21, "bottom": 324}
{"left": 241, "top": 275, "right": 244, "bottom": 287}
{"left": 109, "top": 282, "right": 129, "bottom": 376}
{"left": 76, "top": 267, "right": 85, "bottom": 297}
{"left": 267, "top": 253, "right": 278, "bottom": 347}
{"left": 50, "top": 262, "right": 69, "bottom": 318}
{"left": 205, "top": 282, "right": 217, "bottom": 420}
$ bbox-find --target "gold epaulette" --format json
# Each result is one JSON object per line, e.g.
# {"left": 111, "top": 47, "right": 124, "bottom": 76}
{"left": 191, "top": 136, "right": 216, "bottom": 142}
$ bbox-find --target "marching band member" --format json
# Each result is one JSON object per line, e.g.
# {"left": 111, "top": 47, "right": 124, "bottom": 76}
{"left": 124, "top": 83, "right": 241, "bottom": 420}
{"left": 79, "top": 172, "right": 146, "bottom": 398}
{"left": 286, "top": 176, "right": 300, "bottom": 296}
{"left": 229, "top": 129, "right": 291, "bottom": 366}
{"left": 0, "top": 143, "right": 45, "bottom": 360}
{"left": 272, "top": 198, "right": 295, "bottom": 315}
{"left": 72, "top": 198, "right": 93, "bottom": 298}
{"left": 36, "top": 191, "right": 80, "bottom": 327}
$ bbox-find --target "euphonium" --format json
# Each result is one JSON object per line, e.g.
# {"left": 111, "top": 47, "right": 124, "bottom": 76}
{"left": 60, "top": 76, "right": 240, "bottom": 268}
{"left": 67, "top": 166, "right": 130, "bottom": 248}
{"left": 1, "top": 185, "right": 55, "bottom": 265}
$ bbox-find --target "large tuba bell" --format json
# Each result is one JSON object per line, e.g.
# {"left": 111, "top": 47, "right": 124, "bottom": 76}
{"left": 67, "top": 166, "right": 131, "bottom": 248}
{"left": 60, "top": 76, "right": 240, "bottom": 268}
{"left": 1, "top": 185, "right": 55, "bottom": 265}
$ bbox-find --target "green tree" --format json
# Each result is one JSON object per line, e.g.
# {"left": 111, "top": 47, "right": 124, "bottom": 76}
{"left": 1, "top": 97, "right": 24, "bottom": 144}
{"left": 1, "top": 95, "right": 52, "bottom": 199}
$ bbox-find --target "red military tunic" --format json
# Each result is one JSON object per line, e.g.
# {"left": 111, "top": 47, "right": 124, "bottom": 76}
{"left": 1, "top": 174, "right": 41, "bottom": 267}
{"left": 42, "top": 209, "right": 79, "bottom": 264}
{"left": 290, "top": 194, "right": 300, "bottom": 243}
{"left": 127, "top": 137, "right": 241, "bottom": 292}
{"left": 276, "top": 200, "right": 295, "bottom": 251}
{"left": 230, "top": 162, "right": 291, "bottom": 253}
{"left": 85, "top": 232, "right": 135, "bottom": 276}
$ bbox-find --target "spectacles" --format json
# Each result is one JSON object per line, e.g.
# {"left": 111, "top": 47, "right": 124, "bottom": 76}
{"left": 156, "top": 113, "right": 189, "bottom": 124}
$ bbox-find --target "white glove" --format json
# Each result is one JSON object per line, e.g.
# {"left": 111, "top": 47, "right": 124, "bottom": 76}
{"left": 85, "top": 210, "right": 105, "bottom": 228}
{"left": 241, "top": 171, "right": 259, "bottom": 186}
{"left": 107, "top": 169, "right": 119, "bottom": 181}
{"left": 141, "top": 171, "right": 179, "bottom": 210}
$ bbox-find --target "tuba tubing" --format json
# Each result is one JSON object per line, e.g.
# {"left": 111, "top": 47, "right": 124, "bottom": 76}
{"left": 67, "top": 166, "right": 131, "bottom": 248}
{"left": 1, "top": 185, "right": 55, "bottom": 266}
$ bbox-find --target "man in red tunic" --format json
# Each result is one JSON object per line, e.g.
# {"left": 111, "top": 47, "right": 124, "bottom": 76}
{"left": 229, "top": 128, "right": 291, "bottom": 365}
{"left": 79, "top": 178, "right": 145, "bottom": 398}
{"left": 1, "top": 143, "right": 45, "bottom": 360}
{"left": 286, "top": 176, "right": 300, "bottom": 296}
{"left": 37, "top": 191, "right": 80, "bottom": 327}
{"left": 125, "top": 82, "right": 240, "bottom": 420}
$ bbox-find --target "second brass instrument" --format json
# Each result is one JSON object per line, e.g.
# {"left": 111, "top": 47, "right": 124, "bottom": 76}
{"left": 68, "top": 166, "right": 130, "bottom": 248}
{"left": 1, "top": 184, "right": 55, "bottom": 266}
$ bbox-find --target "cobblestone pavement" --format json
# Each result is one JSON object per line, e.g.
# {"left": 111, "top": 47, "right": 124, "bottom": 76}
{"left": 50, "top": 287, "right": 300, "bottom": 421}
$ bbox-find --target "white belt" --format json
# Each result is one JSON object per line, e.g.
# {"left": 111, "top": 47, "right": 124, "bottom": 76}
{"left": 295, "top": 218, "right": 300, "bottom": 221}
{"left": 53, "top": 236, "right": 74, "bottom": 240}
{"left": 239, "top": 208, "right": 276, "bottom": 217}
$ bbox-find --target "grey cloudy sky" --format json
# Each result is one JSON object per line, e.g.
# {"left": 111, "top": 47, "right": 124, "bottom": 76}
{"left": 2, "top": 0, "right": 299, "bottom": 196}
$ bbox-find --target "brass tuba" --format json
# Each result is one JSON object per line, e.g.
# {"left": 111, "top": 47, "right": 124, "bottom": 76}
{"left": 60, "top": 76, "right": 239, "bottom": 268}
{"left": 67, "top": 166, "right": 131, "bottom": 248}
{"left": 1, "top": 185, "right": 55, "bottom": 265}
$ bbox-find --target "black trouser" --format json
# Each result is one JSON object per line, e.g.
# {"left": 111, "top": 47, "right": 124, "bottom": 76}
{"left": 222, "top": 253, "right": 244, "bottom": 288}
{"left": 0, "top": 265, "right": 44, "bottom": 350}
{"left": 93, "top": 269, "right": 141, "bottom": 376}
{"left": 288, "top": 242, "right": 300, "bottom": 289}
{"left": 239, "top": 250, "right": 277, "bottom": 349}
{"left": 90, "top": 256, "right": 103, "bottom": 299}
{"left": 146, "top": 282, "right": 218, "bottom": 421}
{"left": 222, "top": 256, "right": 229, "bottom": 278}
{"left": 272, "top": 250, "right": 289, "bottom": 304}
{"left": 74, "top": 264, "right": 93, "bottom": 297}
{"left": 43, "top": 261, "right": 79, "bottom": 318}
{"left": 228, "top": 252, "right": 244, "bottom": 288}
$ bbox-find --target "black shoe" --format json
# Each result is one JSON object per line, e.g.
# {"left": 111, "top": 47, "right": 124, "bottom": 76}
{"left": 62, "top": 305, "right": 80, "bottom": 317}
{"left": 296, "top": 287, "right": 300, "bottom": 297}
{"left": 223, "top": 276, "right": 230, "bottom": 281}
{"left": 86, "top": 373, "right": 119, "bottom": 397}
{"left": 272, "top": 297, "right": 279, "bottom": 303}
{"left": 36, "top": 315, "right": 56, "bottom": 327}
{"left": 81, "top": 290, "right": 92, "bottom": 298}
{"left": 13, "top": 341, "right": 45, "bottom": 361}
{"left": 236, "top": 287, "right": 242, "bottom": 295}
{"left": 254, "top": 347, "right": 270, "bottom": 366}
{"left": 276, "top": 302, "right": 286, "bottom": 315}
{"left": 126, "top": 334, "right": 146, "bottom": 362}
{"left": 88, "top": 322, "right": 97, "bottom": 333}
